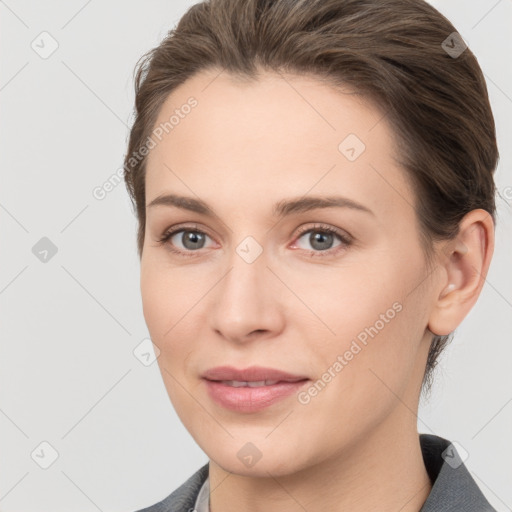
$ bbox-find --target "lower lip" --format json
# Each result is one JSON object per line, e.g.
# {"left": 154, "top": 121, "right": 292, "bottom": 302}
{"left": 203, "top": 379, "right": 309, "bottom": 412}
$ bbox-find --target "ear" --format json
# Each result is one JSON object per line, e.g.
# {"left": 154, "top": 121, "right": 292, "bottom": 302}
{"left": 427, "top": 209, "right": 495, "bottom": 336}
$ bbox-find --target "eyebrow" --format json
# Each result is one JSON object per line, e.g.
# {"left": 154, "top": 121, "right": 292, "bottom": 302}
{"left": 146, "top": 193, "right": 374, "bottom": 217}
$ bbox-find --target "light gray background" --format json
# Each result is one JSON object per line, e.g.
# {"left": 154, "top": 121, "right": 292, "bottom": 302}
{"left": 0, "top": 1, "right": 511, "bottom": 511}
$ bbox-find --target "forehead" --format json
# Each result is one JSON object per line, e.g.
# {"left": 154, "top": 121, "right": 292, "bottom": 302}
{"left": 144, "top": 68, "right": 413, "bottom": 217}
{"left": 150, "top": 68, "right": 392, "bottom": 151}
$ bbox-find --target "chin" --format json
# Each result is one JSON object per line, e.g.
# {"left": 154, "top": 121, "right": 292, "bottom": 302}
{"left": 202, "top": 436, "right": 308, "bottom": 478}
{"left": 213, "top": 455, "right": 299, "bottom": 478}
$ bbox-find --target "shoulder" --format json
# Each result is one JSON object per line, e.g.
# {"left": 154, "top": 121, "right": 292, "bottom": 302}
{"left": 133, "top": 463, "right": 209, "bottom": 512}
{"left": 419, "top": 433, "right": 496, "bottom": 511}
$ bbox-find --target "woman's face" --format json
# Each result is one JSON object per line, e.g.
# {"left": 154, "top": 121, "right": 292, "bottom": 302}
{"left": 140, "top": 69, "right": 438, "bottom": 476}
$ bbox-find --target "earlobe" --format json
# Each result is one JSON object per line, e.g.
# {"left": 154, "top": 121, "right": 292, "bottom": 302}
{"left": 427, "top": 209, "right": 494, "bottom": 336}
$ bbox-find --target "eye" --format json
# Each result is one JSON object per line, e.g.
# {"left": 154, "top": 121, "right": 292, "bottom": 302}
{"left": 157, "top": 224, "right": 215, "bottom": 257}
{"left": 292, "top": 223, "right": 352, "bottom": 257}
{"left": 157, "top": 222, "right": 352, "bottom": 258}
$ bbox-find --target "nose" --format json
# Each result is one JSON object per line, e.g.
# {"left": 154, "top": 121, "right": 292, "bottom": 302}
{"left": 210, "top": 244, "right": 284, "bottom": 344}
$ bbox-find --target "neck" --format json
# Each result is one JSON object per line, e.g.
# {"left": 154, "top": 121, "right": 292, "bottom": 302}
{"left": 208, "top": 411, "right": 432, "bottom": 512}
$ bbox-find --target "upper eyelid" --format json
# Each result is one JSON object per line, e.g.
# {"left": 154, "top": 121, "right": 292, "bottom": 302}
{"left": 162, "top": 223, "right": 215, "bottom": 241}
{"left": 295, "top": 223, "right": 351, "bottom": 238}
{"left": 162, "top": 222, "right": 346, "bottom": 237}
{"left": 162, "top": 223, "right": 351, "bottom": 248}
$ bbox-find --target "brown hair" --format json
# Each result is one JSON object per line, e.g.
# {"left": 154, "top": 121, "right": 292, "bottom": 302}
{"left": 123, "top": 0, "right": 498, "bottom": 398}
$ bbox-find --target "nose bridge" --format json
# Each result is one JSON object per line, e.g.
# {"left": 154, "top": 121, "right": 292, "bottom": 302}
{"left": 211, "top": 235, "right": 279, "bottom": 340}
{"left": 221, "top": 236, "right": 267, "bottom": 310}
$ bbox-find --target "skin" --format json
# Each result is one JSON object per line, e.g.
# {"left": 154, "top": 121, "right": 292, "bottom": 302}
{"left": 140, "top": 68, "right": 494, "bottom": 512}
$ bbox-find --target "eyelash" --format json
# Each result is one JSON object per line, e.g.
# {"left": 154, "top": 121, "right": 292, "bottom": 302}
{"left": 156, "top": 223, "right": 352, "bottom": 259}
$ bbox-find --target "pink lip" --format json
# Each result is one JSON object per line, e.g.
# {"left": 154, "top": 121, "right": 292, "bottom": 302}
{"left": 201, "top": 366, "right": 310, "bottom": 413}
{"left": 201, "top": 365, "right": 308, "bottom": 382}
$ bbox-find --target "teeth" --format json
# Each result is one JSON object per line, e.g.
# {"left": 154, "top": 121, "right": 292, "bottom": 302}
{"left": 247, "top": 380, "right": 266, "bottom": 387}
{"left": 221, "top": 380, "right": 280, "bottom": 387}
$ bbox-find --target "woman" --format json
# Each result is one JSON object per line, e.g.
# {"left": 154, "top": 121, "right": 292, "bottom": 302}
{"left": 123, "top": 0, "right": 499, "bottom": 510}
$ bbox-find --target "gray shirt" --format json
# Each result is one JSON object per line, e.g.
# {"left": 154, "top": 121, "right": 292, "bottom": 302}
{"left": 135, "top": 433, "right": 497, "bottom": 512}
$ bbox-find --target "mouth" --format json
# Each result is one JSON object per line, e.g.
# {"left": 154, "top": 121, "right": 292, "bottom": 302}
{"left": 211, "top": 379, "right": 292, "bottom": 387}
{"left": 201, "top": 365, "right": 309, "bottom": 383}
{"left": 201, "top": 366, "right": 310, "bottom": 412}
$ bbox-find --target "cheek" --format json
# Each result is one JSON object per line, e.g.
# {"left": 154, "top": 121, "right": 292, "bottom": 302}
{"left": 140, "top": 253, "right": 189, "bottom": 332}
{"left": 140, "top": 262, "right": 204, "bottom": 376}
{"left": 140, "top": 261, "right": 185, "bottom": 365}
{"left": 287, "top": 262, "right": 405, "bottom": 352}
{"left": 141, "top": 264, "right": 197, "bottom": 412}
{"left": 302, "top": 253, "right": 426, "bottom": 396}
{"left": 140, "top": 267, "right": 166, "bottom": 336}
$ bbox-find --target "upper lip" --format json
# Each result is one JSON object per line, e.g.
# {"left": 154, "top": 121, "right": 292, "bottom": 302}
{"left": 201, "top": 365, "right": 309, "bottom": 382}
